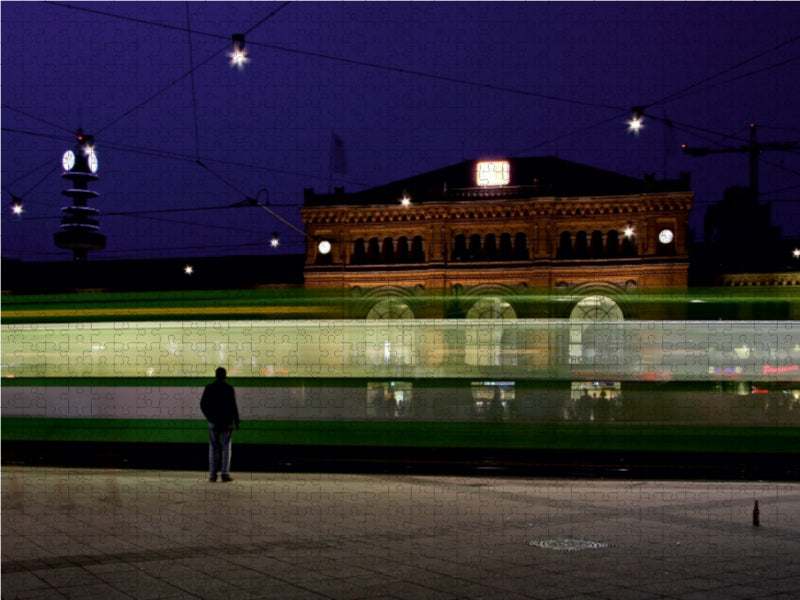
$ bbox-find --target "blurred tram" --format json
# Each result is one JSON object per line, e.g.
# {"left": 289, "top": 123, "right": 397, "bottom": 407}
{"left": 3, "top": 288, "right": 800, "bottom": 476}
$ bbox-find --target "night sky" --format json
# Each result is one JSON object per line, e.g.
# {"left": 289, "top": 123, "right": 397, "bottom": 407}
{"left": 2, "top": 1, "right": 799, "bottom": 262}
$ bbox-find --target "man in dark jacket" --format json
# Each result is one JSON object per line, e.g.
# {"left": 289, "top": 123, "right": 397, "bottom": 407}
{"left": 200, "top": 367, "right": 240, "bottom": 482}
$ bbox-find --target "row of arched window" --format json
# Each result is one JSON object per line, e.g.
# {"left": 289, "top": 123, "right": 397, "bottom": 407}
{"left": 452, "top": 233, "right": 529, "bottom": 262}
{"left": 340, "top": 230, "right": 639, "bottom": 265}
{"left": 557, "top": 230, "right": 637, "bottom": 259}
{"left": 351, "top": 236, "right": 426, "bottom": 265}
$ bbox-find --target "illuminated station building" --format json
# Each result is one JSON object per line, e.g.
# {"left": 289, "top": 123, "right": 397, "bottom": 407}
{"left": 302, "top": 157, "right": 692, "bottom": 295}
{"left": 301, "top": 157, "right": 698, "bottom": 416}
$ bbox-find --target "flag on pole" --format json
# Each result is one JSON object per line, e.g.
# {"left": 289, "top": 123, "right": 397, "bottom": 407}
{"left": 331, "top": 132, "right": 347, "bottom": 174}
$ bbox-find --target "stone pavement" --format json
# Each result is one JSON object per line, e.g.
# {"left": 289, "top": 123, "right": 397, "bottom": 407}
{"left": 2, "top": 467, "right": 799, "bottom": 599}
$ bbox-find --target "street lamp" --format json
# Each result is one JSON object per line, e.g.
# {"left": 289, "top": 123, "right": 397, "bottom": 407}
{"left": 10, "top": 195, "right": 23, "bottom": 215}
{"left": 626, "top": 107, "right": 645, "bottom": 135}
{"left": 230, "top": 34, "right": 248, "bottom": 69}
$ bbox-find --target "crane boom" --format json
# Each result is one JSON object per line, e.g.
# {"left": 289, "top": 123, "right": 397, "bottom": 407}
{"left": 681, "top": 124, "right": 798, "bottom": 199}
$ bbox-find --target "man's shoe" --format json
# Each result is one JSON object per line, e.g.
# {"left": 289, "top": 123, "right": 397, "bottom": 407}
{"left": 221, "top": 475, "right": 233, "bottom": 482}
{"left": 209, "top": 476, "right": 217, "bottom": 482}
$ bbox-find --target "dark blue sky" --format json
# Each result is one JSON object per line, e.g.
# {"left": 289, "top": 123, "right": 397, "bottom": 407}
{"left": 3, "top": 1, "right": 799, "bottom": 261}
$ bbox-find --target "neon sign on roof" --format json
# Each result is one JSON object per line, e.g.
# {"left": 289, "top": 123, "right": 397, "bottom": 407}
{"left": 476, "top": 161, "right": 510, "bottom": 187}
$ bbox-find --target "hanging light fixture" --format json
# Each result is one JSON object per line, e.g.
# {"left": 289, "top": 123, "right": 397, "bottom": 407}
{"left": 10, "top": 195, "right": 23, "bottom": 215}
{"left": 626, "top": 106, "right": 645, "bottom": 135}
{"left": 230, "top": 34, "right": 248, "bottom": 69}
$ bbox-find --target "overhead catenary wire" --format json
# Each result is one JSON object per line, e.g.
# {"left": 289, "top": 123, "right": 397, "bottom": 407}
{"left": 46, "top": 0, "right": 627, "bottom": 115}
{"left": 643, "top": 33, "right": 800, "bottom": 109}
{"left": 4, "top": 3, "right": 799, "bottom": 259}
{"left": 185, "top": 1, "right": 202, "bottom": 161}
{"left": 84, "top": 2, "right": 291, "bottom": 135}
{"left": 1, "top": 124, "right": 371, "bottom": 188}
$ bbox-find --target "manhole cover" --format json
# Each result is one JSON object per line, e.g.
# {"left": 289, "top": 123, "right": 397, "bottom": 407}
{"left": 528, "top": 537, "right": 609, "bottom": 551}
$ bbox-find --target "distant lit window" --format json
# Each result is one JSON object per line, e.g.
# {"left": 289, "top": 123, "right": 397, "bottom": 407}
{"left": 476, "top": 161, "right": 510, "bottom": 187}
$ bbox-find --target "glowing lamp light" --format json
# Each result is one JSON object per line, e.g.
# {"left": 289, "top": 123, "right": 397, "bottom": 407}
{"left": 230, "top": 34, "right": 248, "bottom": 69}
{"left": 270, "top": 232, "right": 280, "bottom": 248}
{"left": 626, "top": 107, "right": 645, "bottom": 135}
{"left": 400, "top": 196, "right": 411, "bottom": 207}
{"left": 623, "top": 225, "right": 635, "bottom": 238}
{"left": 793, "top": 248, "right": 800, "bottom": 259}
{"left": 184, "top": 265, "right": 194, "bottom": 275}
{"left": 11, "top": 199, "right": 23, "bottom": 215}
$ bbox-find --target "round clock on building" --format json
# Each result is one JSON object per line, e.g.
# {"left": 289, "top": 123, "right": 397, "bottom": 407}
{"left": 87, "top": 150, "right": 98, "bottom": 173}
{"left": 62, "top": 150, "right": 75, "bottom": 171}
{"left": 658, "top": 229, "right": 674, "bottom": 244}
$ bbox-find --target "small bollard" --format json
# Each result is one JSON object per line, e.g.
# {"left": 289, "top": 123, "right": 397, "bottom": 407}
{"left": 752, "top": 500, "right": 760, "bottom": 527}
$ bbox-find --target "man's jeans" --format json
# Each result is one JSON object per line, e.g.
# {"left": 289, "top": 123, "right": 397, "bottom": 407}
{"left": 209, "top": 424, "right": 233, "bottom": 477}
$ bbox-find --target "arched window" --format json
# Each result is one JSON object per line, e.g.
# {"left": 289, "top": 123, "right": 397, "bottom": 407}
{"left": 621, "top": 233, "right": 637, "bottom": 257}
{"left": 411, "top": 236, "right": 425, "bottom": 262}
{"left": 467, "top": 297, "right": 517, "bottom": 319}
{"left": 367, "top": 237, "right": 380, "bottom": 263}
{"left": 396, "top": 236, "right": 410, "bottom": 262}
{"left": 568, "top": 295, "right": 625, "bottom": 421}
{"left": 606, "top": 230, "right": 620, "bottom": 258}
{"left": 591, "top": 230, "right": 604, "bottom": 257}
{"left": 557, "top": 231, "right": 572, "bottom": 259}
{"left": 468, "top": 234, "right": 482, "bottom": 261}
{"left": 366, "top": 298, "right": 415, "bottom": 319}
{"left": 514, "top": 233, "right": 529, "bottom": 260}
{"left": 569, "top": 295, "right": 625, "bottom": 367}
{"left": 484, "top": 233, "right": 497, "bottom": 261}
{"left": 366, "top": 299, "right": 415, "bottom": 368}
{"left": 380, "top": 237, "right": 395, "bottom": 263}
{"left": 499, "top": 233, "right": 513, "bottom": 260}
{"left": 574, "top": 231, "right": 589, "bottom": 259}
{"left": 452, "top": 234, "right": 467, "bottom": 261}
{"left": 351, "top": 238, "right": 366, "bottom": 265}
{"left": 465, "top": 297, "right": 518, "bottom": 366}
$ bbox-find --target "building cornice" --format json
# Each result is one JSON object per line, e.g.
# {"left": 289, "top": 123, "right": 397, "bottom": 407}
{"left": 301, "top": 191, "right": 693, "bottom": 226}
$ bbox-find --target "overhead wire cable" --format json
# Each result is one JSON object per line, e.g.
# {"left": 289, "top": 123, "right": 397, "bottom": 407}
{"left": 2, "top": 155, "right": 62, "bottom": 192}
{"left": 1, "top": 104, "right": 77, "bottom": 135}
{"left": 513, "top": 112, "right": 630, "bottom": 155}
{"left": 644, "top": 32, "right": 800, "bottom": 108}
{"left": 185, "top": 1, "right": 201, "bottom": 160}
{"left": 0, "top": 126, "right": 73, "bottom": 143}
{"left": 89, "top": 2, "right": 291, "bottom": 135}
{"left": 195, "top": 161, "right": 310, "bottom": 240}
{"left": 3, "top": 121, "right": 372, "bottom": 187}
{"left": 47, "top": 1, "right": 624, "bottom": 114}
{"left": 654, "top": 55, "right": 800, "bottom": 108}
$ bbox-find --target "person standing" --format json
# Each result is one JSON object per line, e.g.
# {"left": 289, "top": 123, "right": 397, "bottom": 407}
{"left": 200, "top": 367, "right": 240, "bottom": 482}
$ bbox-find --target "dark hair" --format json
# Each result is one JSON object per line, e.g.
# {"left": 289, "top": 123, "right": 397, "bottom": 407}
{"left": 215, "top": 367, "right": 227, "bottom": 379}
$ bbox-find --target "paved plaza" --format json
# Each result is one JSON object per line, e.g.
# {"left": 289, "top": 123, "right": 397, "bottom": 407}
{"left": 2, "top": 467, "right": 799, "bottom": 599}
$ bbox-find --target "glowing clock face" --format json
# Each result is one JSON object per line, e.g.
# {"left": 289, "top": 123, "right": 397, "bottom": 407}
{"left": 658, "top": 229, "right": 674, "bottom": 244}
{"left": 318, "top": 240, "right": 332, "bottom": 255}
{"left": 62, "top": 150, "right": 75, "bottom": 171}
{"left": 87, "top": 150, "right": 98, "bottom": 173}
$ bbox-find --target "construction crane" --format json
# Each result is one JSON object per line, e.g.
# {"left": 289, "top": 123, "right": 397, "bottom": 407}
{"left": 681, "top": 123, "right": 798, "bottom": 201}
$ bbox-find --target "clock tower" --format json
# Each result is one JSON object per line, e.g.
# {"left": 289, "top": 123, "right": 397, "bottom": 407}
{"left": 54, "top": 130, "right": 106, "bottom": 261}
